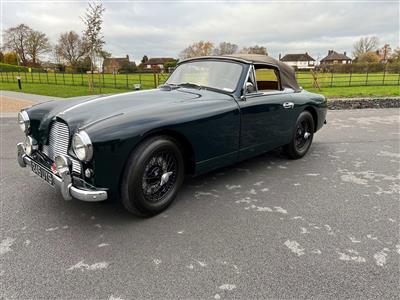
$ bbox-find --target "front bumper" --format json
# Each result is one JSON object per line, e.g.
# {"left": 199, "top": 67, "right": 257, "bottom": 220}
{"left": 17, "top": 143, "right": 107, "bottom": 202}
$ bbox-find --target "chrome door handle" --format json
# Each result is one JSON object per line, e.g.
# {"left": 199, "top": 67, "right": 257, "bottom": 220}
{"left": 283, "top": 102, "right": 294, "bottom": 109}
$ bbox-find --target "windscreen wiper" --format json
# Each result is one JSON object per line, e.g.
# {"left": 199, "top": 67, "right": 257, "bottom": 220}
{"left": 177, "top": 82, "right": 203, "bottom": 90}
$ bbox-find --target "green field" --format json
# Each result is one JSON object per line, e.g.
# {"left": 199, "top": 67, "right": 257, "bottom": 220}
{"left": 1, "top": 71, "right": 399, "bottom": 90}
{"left": 0, "top": 71, "right": 166, "bottom": 90}
{"left": 1, "top": 81, "right": 399, "bottom": 99}
{"left": 0, "top": 82, "right": 130, "bottom": 98}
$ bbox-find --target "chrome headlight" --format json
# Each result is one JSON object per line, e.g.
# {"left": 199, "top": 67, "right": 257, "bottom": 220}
{"left": 72, "top": 131, "right": 93, "bottom": 161}
{"left": 25, "top": 136, "right": 37, "bottom": 155}
{"left": 18, "top": 111, "right": 30, "bottom": 134}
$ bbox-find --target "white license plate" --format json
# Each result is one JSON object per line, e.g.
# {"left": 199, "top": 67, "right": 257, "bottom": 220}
{"left": 31, "top": 161, "right": 54, "bottom": 186}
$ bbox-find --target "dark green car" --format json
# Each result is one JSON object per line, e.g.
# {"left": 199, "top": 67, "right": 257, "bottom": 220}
{"left": 17, "top": 54, "right": 327, "bottom": 217}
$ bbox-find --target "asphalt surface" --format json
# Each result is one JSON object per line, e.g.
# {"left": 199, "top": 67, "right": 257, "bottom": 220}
{"left": 1, "top": 108, "right": 399, "bottom": 299}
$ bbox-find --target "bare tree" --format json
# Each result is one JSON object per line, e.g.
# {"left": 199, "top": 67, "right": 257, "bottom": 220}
{"left": 240, "top": 45, "right": 268, "bottom": 55}
{"left": 352, "top": 36, "right": 379, "bottom": 58}
{"left": 3, "top": 24, "right": 32, "bottom": 65}
{"left": 213, "top": 42, "right": 238, "bottom": 55}
{"left": 55, "top": 31, "right": 87, "bottom": 68}
{"left": 81, "top": 1, "right": 106, "bottom": 73}
{"left": 179, "top": 41, "right": 214, "bottom": 59}
{"left": 26, "top": 30, "right": 51, "bottom": 65}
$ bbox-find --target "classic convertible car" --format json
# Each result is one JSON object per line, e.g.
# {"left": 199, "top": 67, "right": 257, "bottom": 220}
{"left": 17, "top": 54, "right": 327, "bottom": 216}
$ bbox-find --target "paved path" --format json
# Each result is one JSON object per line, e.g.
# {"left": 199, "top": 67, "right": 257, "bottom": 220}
{"left": 1, "top": 109, "right": 399, "bottom": 299}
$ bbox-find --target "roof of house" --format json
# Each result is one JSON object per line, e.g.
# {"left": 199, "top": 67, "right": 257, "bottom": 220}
{"left": 143, "top": 57, "right": 175, "bottom": 65}
{"left": 280, "top": 53, "right": 315, "bottom": 62}
{"left": 321, "top": 50, "right": 352, "bottom": 62}
{"left": 103, "top": 57, "right": 130, "bottom": 67}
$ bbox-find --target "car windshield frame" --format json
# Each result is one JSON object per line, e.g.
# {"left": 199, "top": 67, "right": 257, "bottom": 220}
{"left": 166, "top": 59, "right": 244, "bottom": 93}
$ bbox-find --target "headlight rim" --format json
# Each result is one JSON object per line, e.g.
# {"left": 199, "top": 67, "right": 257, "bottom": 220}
{"left": 18, "top": 111, "right": 30, "bottom": 134}
{"left": 25, "top": 136, "right": 37, "bottom": 156}
{"left": 72, "top": 131, "right": 93, "bottom": 162}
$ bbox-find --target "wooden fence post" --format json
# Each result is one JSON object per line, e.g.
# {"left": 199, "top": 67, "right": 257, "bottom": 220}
{"left": 31, "top": 71, "right": 33, "bottom": 83}
{"left": 12, "top": 71, "right": 15, "bottom": 82}
{"left": 46, "top": 72, "right": 49, "bottom": 84}
{"left": 126, "top": 73, "right": 129, "bottom": 88}
{"left": 365, "top": 65, "right": 369, "bottom": 86}
{"left": 72, "top": 73, "right": 75, "bottom": 85}
{"left": 114, "top": 72, "right": 117, "bottom": 88}
{"left": 81, "top": 72, "right": 84, "bottom": 86}
{"left": 63, "top": 72, "right": 66, "bottom": 85}
{"left": 382, "top": 63, "right": 386, "bottom": 85}
{"left": 330, "top": 71, "right": 333, "bottom": 87}
{"left": 54, "top": 72, "right": 57, "bottom": 84}
{"left": 348, "top": 67, "right": 353, "bottom": 86}
{"left": 153, "top": 67, "right": 157, "bottom": 88}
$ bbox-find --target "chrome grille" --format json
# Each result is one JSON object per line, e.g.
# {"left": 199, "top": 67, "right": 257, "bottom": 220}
{"left": 42, "top": 121, "right": 81, "bottom": 174}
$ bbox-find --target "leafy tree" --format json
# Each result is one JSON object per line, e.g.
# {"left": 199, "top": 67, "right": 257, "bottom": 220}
{"left": 141, "top": 55, "right": 149, "bottom": 63}
{"left": 353, "top": 36, "right": 379, "bottom": 58}
{"left": 357, "top": 51, "right": 380, "bottom": 63}
{"left": 81, "top": 1, "right": 106, "bottom": 73}
{"left": 3, "top": 24, "right": 32, "bottom": 66}
{"left": 3, "top": 52, "right": 19, "bottom": 65}
{"left": 26, "top": 30, "right": 51, "bottom": 65}
{"left": 179, "top": 41, "right": 214, "bottom": 59}
{"left": 213, "top": 42, "right": 238, "bottom": 55}
{"left": 389, "top": 48, "right": 400, "bottom": 62}
{"left": 164, "top": 60, "right": 177, "bottom": 72}
{"left": 119, "top": 61, "right": 137, "bottom": 73}
{"left": 240, "top": 45, "right": 268, "bottom": 55}
{"left": 55, "top": 31, "right": 87, "bottom": 68}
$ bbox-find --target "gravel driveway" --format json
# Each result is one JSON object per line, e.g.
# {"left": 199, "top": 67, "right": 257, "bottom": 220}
{"left": 1, "top": 108, "right": 399, "bottom": 299}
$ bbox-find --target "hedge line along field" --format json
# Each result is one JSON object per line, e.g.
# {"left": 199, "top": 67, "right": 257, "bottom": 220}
{"left": 1, "top": 71, "right": 399, "bottom": 90}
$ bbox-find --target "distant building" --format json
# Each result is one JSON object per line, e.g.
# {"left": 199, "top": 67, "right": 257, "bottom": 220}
{"left": 141, "top": 57, "right": 175, "bottom": 70}
{"left": 320, "top": 50, "right": 352, "bottom": 65}
{"left": 103, "top": 55, "right": 135, "bottom": 73}
{"left": 279, "top": 53, "right": 316, "bottom": 70}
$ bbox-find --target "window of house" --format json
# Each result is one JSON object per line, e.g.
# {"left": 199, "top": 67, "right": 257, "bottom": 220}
{"left": 254, "top": 66, "right": 280, "bottom": 91}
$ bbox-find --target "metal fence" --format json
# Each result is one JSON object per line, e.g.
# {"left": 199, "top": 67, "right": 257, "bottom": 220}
{"left": 1, "top": 69, "right": 399, "bottom": 90}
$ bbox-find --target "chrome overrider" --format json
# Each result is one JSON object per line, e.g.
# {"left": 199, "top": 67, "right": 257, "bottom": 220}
{"left": 17, "top": 142, "right": 107, "bottom": 202}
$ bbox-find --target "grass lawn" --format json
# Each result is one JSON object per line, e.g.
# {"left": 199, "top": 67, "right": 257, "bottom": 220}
{"left": 1, "top": 81, "right": 399, "bottom": 99}
{"left": 0, "top": 82, "right": 130, "bottom": 98}
{"left": 307, "top": 85, "right": 400, "bottom": 98}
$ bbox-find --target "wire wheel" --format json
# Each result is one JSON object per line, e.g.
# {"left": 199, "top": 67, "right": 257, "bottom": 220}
{"left": 141, "top": 150, "right": 178, "bottom": 203}
{"left": 295, "top": 119, "right": 312, "bottom": 152}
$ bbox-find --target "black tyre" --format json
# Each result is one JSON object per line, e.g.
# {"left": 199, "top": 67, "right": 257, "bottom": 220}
{"left": 285, "top": 111, "right": 315, "bottom": 159}
{"left": 121, "top": 136, "right": 185, "bottom": 217}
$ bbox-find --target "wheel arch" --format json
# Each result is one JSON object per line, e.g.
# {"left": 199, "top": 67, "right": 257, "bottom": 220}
{"left": 140, "top": 129, "right": 196, "bottom": 175}
{"left": 303, "top": 106, "right": 318, "bottom": 132}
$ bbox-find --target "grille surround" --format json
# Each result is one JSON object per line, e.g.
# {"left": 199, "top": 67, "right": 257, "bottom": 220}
{"left": 42, "top": 121, "right": 82, "bottom": 174}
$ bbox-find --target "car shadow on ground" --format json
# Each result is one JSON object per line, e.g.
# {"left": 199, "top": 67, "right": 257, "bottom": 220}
{"left": 32, "top": 143, "right": 327, "bottom": 229}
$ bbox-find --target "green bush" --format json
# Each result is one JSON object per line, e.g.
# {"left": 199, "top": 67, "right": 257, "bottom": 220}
{"left": 0, "top": 63, "right": 43, "bottom": 73}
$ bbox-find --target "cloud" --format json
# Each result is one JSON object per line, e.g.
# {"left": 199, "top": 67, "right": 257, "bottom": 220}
{"left": 2, "top": 0, "right": 398, "bottom": 63}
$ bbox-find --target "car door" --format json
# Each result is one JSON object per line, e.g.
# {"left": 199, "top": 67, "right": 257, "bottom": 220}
{"left": 238, "top": 64, "right": 296, "bottom": 160}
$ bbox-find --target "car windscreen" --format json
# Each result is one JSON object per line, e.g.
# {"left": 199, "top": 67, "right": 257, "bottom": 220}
{"left": 166, "top": 60, "right": 243, "bottom": 92}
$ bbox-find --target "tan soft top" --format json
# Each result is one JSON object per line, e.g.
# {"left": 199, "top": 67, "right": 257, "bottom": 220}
{"left": 180, "top": 54, "right": 300, "bottom": 92}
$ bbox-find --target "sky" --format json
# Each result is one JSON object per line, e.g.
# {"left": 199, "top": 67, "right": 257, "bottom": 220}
{"left": 2, "top": 0, "right": 399, "bottom": 64}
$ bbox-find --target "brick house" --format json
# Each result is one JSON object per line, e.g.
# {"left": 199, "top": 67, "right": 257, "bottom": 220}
{"left": 320, "top": 50, "right": 352, "bottom": 65}
{"left": 102, "top": 55, "right": 135, "bottom": 73}
{"left": 141, "top": 57, "right": 175, "bottom": 71}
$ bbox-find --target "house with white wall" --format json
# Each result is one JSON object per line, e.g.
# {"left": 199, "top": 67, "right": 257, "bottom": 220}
{"left": 279, "top": 53, "right": 316, "bottom": 70}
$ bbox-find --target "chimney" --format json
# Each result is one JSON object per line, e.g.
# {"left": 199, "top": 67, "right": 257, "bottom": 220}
{"left": 343, "top": 51, "right": 346, "bottom": 56}
{"left": 126, "top": 55, "right": 129, "bottom": 60}
{"left": 328, "top": 50, "right": 333, "bottom": 55}
{"left": 306, "top": 52, "right": 308, "bottom": 55}
{"left": 279, "top": 53, "right": 281, "bottom": 60}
